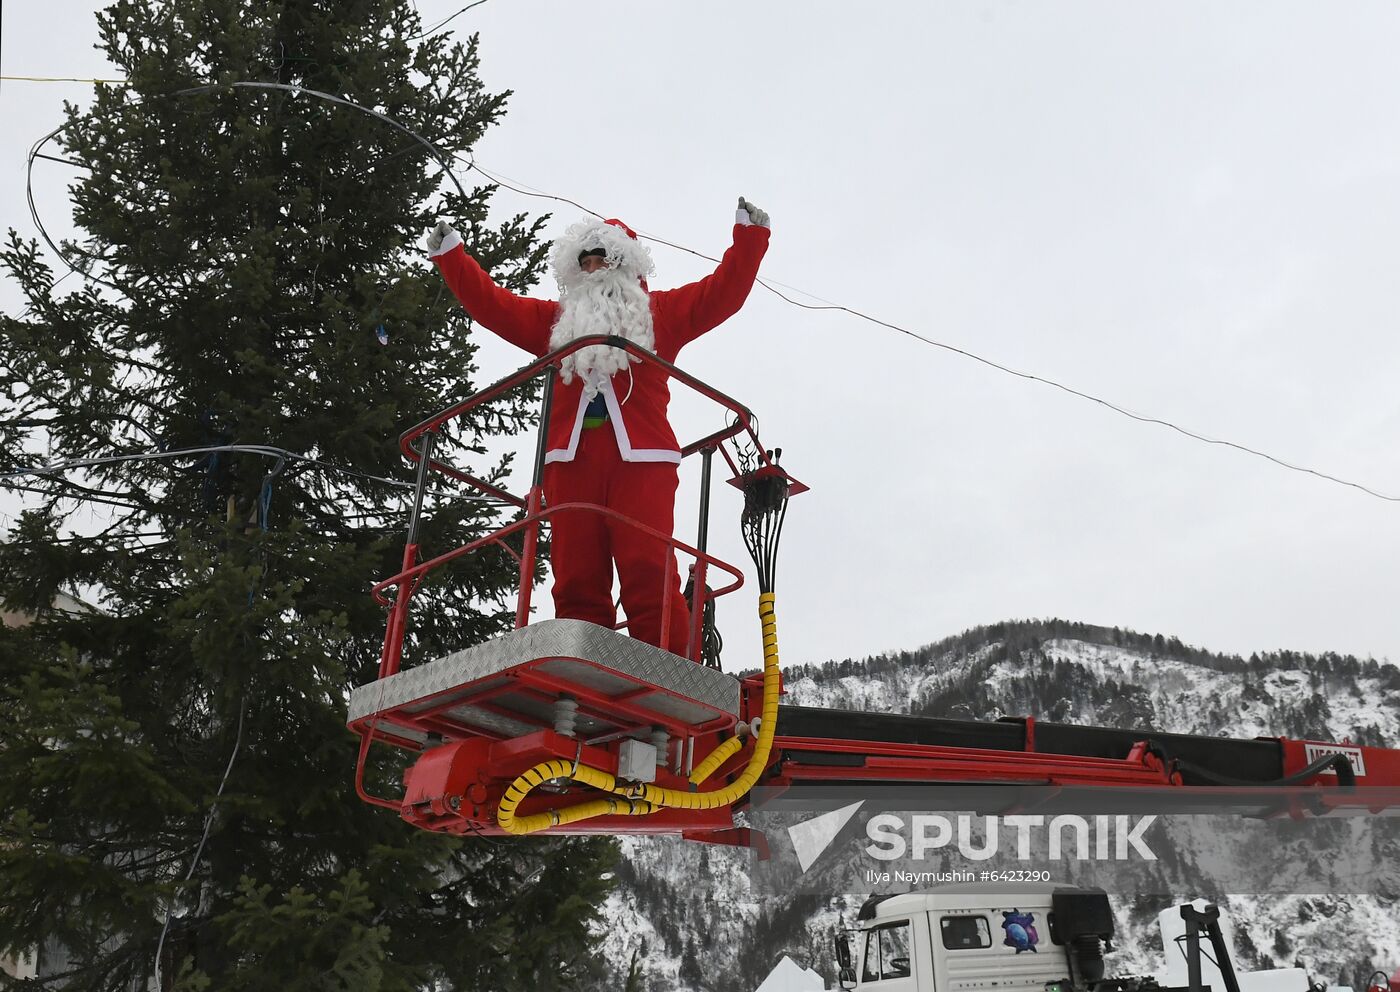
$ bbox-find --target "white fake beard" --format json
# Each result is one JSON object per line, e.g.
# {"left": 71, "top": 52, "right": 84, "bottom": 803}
{"left": 549, "top": 268, "right": 654, "bottom": 398}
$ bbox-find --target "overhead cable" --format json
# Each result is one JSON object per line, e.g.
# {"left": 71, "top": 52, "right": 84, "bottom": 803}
{"left": 21, "top": 81, "right": 1397, "bottom": 503}
{"left": 403, "top": 0, "right": 492, "bottom": 43}
{"left": 25, "top": 80, "right": 471, "bottom": 292}
{"left": 151, "top": 696, "right": 246, "bottom": 991}
{"left": 2, "top": 443, "right": 510, "bottom": 505}
{"left": 0, "top": 74, "right": 127, "bottom": 84}
{"left": 465, "top": 161, "right": 1400, "bottom": 505}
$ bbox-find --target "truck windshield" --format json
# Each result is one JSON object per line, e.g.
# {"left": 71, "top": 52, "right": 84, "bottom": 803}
{"left": 861, "top": 921, "right": 912, "bottom": 983}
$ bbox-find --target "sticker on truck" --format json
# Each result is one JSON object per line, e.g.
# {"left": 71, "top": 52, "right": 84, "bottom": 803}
{"left": 1304, "top": 742, "right": 1366, "bottom": 777}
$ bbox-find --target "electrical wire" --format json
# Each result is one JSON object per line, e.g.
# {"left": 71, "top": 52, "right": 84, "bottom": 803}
{"left": 1, "top": 529, "right": 170, "bottom": 547}
{"left": 467, "top": 158, "right": 603, "bottom": 223}
{"left": 174, "top": 81, "right": 470, "bottom": 201}
{"left": 1, "top": 444, "right": 514, "bottom": 511}
{"left": 404, "top": 0, "right": 492, "bottom": 42}
{"left": 465, "top": 160, "right": 1400, "bottom": 505}
{"left": 0, "top": 74, "right": 127, "bottom": 84}
{"left": 21, "top": 80, "right": 1397, "bottom": 503}
{"left": 27, "top": 117, "right": 124, "bottom": 294}
{"left": 25, "top": 79, "right": 472, "bottom": 293}
{"left": 152, "top": 698, "right": 245, "bottom": 992}
{"left": 3, "top": 444, "right": 489, "bottom": 498}
{"left": 1, "top": 480, "right": 147, "bottom": 512}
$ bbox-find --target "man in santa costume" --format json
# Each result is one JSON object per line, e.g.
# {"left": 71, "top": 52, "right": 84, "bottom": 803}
{"left": 426, "top": 198, "right": 771, "bottom": 656}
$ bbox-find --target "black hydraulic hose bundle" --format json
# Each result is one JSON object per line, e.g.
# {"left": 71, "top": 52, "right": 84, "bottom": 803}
{"left": 739, "top": 447, "right": 790, "bottom": 596}
{"left": 1145, "top": 741, "right": 1357, "bottom": 789}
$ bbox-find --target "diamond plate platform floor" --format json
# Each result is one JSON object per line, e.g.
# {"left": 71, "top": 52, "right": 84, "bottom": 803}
{"left": 348, "top": 619, "right": 741, "bottom": 747}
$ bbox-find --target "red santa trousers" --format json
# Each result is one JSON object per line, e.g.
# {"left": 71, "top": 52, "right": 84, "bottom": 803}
{"left": 542, "top": 426, "right": 690, "bottom": 656}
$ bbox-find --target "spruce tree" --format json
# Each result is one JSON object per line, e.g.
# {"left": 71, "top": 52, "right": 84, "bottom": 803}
{"left": 0, "top": 2, "right": 618, "bottom": 989}
{"left": 621, "top": 945, "right": 646, "bottom": 992}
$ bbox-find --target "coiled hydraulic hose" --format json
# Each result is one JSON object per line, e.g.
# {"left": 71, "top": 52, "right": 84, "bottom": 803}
{"left": 494, "top": 593, "right": 781, "bottom": 835}
{"left": 688, "top": 734, "right": 745, "bottom": 786}
{"left": 628, "top": 593, "right": 779, "bottom": 810}
{"left": 495, "top": 757, "right": 658, "bottom": 834}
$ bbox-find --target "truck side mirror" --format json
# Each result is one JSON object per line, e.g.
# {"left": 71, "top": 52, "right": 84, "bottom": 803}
{"left": 833, "top": 932, "right": 852, "bottom": 970}
{"left": 834, "top": 931, "right": 858, "bottom": 990}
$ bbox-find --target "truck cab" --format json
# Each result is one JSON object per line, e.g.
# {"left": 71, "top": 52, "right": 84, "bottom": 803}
{"left": 832, "top": 887, "right": 1332, "bottom": 992}
{"left": 835, "top": 890, "right": 1075, "bottom": 992}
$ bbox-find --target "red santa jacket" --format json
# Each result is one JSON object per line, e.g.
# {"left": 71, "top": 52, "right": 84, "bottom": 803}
{"left": 432, "top": 224, "right": 770, "bottom": 464}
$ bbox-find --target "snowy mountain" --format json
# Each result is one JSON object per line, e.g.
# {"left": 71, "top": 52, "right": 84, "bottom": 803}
{"left": 595, "top": 619, "right": 1400, "bottom": 991}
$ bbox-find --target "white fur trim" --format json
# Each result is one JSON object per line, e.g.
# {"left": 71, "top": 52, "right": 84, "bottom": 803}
{"left": 542, "top": 375, "right": 681, "bottom": 464}
{"left": 428, "top": 228, "right": 462, "bottom": 258}
{"left": 543, "top": 388, "right": 592, "bottom": 464}
{"left": 550, "top": 217, "right": 655, "bottom": 291}
{"left": 612, "top": 448, "right": 683, "bottom": 463}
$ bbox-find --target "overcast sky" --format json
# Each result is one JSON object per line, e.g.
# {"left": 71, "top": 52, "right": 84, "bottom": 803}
{"left": 4, "top": 2, "right": 1399, "bottom": 673}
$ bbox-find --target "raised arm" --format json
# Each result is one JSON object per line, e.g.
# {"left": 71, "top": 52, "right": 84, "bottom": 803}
{"left": 427, "top": 221, "right": 558, "bottom": 357}
{"left": 655, "top": 198, "right": 771, "bottom": 348}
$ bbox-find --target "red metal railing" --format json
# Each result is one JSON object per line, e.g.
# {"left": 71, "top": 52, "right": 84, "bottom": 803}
{"left": 372, "top": 335, "right": 779, "bottom": 678}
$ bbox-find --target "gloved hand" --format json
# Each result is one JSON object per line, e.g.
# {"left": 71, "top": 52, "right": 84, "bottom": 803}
{"left": 426, "top": 219, "right": 458, "bottom": 252}
{"left": 737, "top": 196, "right": 771, "bottom": 229}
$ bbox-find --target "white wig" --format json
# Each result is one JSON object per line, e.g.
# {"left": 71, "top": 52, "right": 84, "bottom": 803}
{"left": 550, "top": 217, "right": 656, "bottom": 292}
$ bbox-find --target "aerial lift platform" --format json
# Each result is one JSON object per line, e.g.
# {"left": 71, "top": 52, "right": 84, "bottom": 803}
{"left": 349, "top": 338, "right": 1400, "bottom": 843}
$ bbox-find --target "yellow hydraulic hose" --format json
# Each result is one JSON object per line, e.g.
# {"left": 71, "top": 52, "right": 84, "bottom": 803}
{"left": 689, "top": 734, "right": 744, "bottom": 785}
{"left": 629, "top": 593, "right": 780, "bottom": 810}
{"left": 496, "top": 757, "right": 658, "bottom": 835}
{"left": 492, "top": 593, "right": 782, "bottom": 835}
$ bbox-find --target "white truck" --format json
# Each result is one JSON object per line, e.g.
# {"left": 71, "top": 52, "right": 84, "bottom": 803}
{"left": 831, "top": 886, "right": 1375, "bottom": 992}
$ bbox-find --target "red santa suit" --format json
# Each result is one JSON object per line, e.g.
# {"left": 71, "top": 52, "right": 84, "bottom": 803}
{"left": 430, "top": 216, "right": 770, "bottom": 655}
